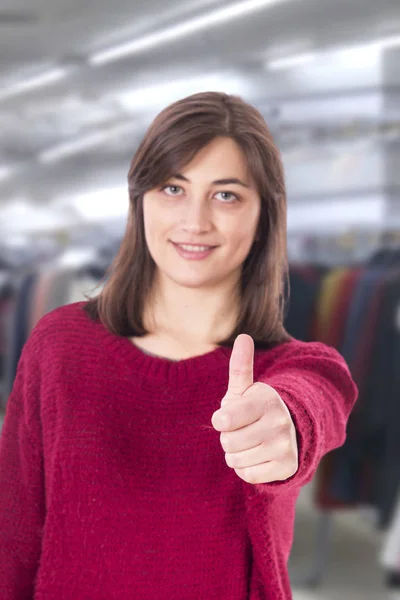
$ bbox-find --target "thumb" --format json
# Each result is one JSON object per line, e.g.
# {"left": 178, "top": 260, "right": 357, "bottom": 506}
{"left": 226, "top": 334, "right": 254, "bottom": 398}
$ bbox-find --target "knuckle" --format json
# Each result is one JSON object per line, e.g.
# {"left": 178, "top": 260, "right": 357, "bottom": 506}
{"left": 242, "top": 467, "right": 258, "bottom": 484}
{"left": 286, "top": 466, "right": 296, "bottom": 480}
{"left": 226, "top": 453, "right": 240, "bottom": 468}
{"left": 277, "top": 418, "right": 292, "bottom": 436}
{"left": 225, "top": 453, "right": 233, "bottom": 467}
{"left": 282, "top": 458, "right": 298, "bottom": 480}
{"left": 260, "top": 440, "right": 272, "bottom": 459}
{"left": 278, "top": 438, "right": 296, "bottom": 464}
{"left": 282, "top": 436, "right": 294, "bottom": 454}
{"left": 251, "top": 381, "right": 266, "bottom": 393}
{"left": 230, "top": 366, "right": 250, "bottom": 380}
{"left": 220, "top": 433, "right": 231, "bottom": 452}
{"left": 248, "top": 383, "right": 268, "bottom": 405}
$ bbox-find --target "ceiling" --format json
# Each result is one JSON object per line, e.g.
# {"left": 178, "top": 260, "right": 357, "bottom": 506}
{"left": 0, "top": 0, "right": 400, "bottom": 221}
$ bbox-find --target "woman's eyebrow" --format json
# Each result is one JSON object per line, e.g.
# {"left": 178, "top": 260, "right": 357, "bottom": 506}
{"left": 172, "top": 174, "right": 250, "bottom": 188}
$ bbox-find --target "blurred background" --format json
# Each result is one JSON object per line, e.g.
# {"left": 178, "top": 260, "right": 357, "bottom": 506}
{"left": 1, "top": 0, "right": 400, "bottom": 598}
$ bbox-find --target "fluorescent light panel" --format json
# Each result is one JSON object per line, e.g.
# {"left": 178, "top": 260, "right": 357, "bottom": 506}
{"left": 0, "top": 68, "right": 68, "bottom": 101}
{"left": 0, "top": 166, "right": 13, "bottom": 181}
{"left": 89, "top": 0, "right": 294, "bottom": 65}
{"left": 117, "top": 73, "right": 246, "bottom": 111}
{"left": 377, "top": 34, "right": 400, "bottom": 50}
{"left": 266, "top": 34, "right": 400, "bottom": 71}
{"left": 61, "top": 186, "right": 129, "bottom": 221}
{"left": 38, "top": 122, "right": 136, "bottom": 164}
{"left": 268, "top": 52, "right": 316, "bottom": 70}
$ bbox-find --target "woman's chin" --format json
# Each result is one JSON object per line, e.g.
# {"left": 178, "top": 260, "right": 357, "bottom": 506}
{"left": 166, "top": 271, "right": 221, "bottom": 290}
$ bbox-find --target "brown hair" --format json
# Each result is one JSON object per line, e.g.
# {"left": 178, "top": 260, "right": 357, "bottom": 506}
{"left": 85, "top": 91, "right": 290, "bottom": 348}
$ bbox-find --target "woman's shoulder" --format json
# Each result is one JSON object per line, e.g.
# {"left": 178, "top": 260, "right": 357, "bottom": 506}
{"left": 33, "top": 300, "right": 92, "bottom": 334}
{"left": 26, "top": 301, "right": 101, "bottom": 358}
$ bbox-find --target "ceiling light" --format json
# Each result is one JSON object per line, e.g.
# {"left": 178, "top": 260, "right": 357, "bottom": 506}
{"left": 0, "top": 204, "right": 78, "bottom": 234}
{"left": 266, "top": 52, "right": 316, "bottom": 71}
{"left": 0, "top": 165, "right": 13, "bottom": 182}
{"left": 38, "top": 122, "right": 138, "bottom": 164}
{"left": 266, "top": 34, "right": 400, "bottom": 73}
{"left": 0, "top": 67, "right": 68, "bottom": 102}
{"left": 331, "top": 36, "right": 400, "bottom": 65}
{"left": 376, "top": 34, "right": 400, "bottom": 50}
{"left": 89, "top": 0, "right": 294, "bottom": 66}
{"left": 59, "top": 186, "right": 129, "bottom": 221}
{"left": 116, "top": 73, "right": 247, "bottom": 111}
{"left": 339, "top": 35, "right": 400, "bottom": 56}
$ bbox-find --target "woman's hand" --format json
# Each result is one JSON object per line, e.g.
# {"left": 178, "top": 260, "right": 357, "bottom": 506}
{"left": 211, "top": 334, "right": 298, "bottom": 485}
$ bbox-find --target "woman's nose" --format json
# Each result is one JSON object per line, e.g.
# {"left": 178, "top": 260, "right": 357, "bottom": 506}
{"left": 180, "top": 198, "right": 211, "bottom": 234}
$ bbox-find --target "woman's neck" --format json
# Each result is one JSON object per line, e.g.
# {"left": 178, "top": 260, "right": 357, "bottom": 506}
{"left": 145, "top": 276, "right": 240, "bottom": 347}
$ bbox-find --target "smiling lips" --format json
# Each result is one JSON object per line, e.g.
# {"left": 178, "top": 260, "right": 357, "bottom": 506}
{"left": 171, "top": 241, "right": 217, "bottom": 260}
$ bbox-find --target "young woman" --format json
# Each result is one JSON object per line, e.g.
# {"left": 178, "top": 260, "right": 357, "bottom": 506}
{"left": 0, "top": 91, "right": 357, "bottom": 600}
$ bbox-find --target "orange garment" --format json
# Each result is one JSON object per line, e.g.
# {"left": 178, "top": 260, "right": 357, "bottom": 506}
{"left": 314, "top": 269, "right": 347, "bottom": 343}
{"left": 325, "top": 269, "right": 363, "bottom": 350}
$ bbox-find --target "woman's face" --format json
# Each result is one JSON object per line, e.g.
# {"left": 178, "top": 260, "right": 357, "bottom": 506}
{"left": 143, "top": 136, "right": 261, "bottom": 291}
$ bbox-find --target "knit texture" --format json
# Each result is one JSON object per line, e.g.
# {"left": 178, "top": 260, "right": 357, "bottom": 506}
{"left": 0, "top": 302, "right": 358, "bottom": 600}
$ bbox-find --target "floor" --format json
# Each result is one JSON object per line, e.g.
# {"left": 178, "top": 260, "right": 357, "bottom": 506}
{"left": 290, "top": 487, "right": 394, "bottom": 599}
{"left": 0, "top": 411, "right": 396, "bottom": 599}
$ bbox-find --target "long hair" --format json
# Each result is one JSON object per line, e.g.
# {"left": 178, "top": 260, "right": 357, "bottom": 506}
{"left": 84, "top": 91, "right": 290, "bottom": 348}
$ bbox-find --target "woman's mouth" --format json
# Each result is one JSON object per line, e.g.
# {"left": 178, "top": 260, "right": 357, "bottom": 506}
{"left": 171, "top": 242, "right": 217, "bottom": 260}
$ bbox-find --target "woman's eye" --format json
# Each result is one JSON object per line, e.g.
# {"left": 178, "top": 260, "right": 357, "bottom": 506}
{"left": 162, "top": 185, "right": 183, "bottom": 196}
{"left": 215, "top": 191, "right": 238, "bottom": 203}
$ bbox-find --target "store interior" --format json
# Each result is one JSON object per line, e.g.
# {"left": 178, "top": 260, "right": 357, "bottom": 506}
{"left": 1, "top": 0, "right": 400, "bottom": 598}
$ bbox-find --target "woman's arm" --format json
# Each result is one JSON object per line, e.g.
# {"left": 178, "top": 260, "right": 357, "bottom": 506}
{"left": 0, "top": 336, "right": 45, "bottom": 599}
{"left": 254, "top": 340, "right": 358, "bottom": 493}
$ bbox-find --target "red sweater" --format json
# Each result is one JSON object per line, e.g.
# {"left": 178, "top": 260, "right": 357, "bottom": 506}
{"left": 0, "top": 302, "right": 357, "bottom": 600}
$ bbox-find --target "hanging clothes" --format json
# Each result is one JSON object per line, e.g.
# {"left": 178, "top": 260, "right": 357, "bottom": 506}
{"left": 284, "top": 265, "right": 321, "bottom": 341}
{"left": 5, "top": 272, "right": 38, "bottom": 398}
{"left": 283, "top": 258, "right": 400, "bottom": 530}
{"left": 2, "top": 266, "right": 104, "bottom": 406}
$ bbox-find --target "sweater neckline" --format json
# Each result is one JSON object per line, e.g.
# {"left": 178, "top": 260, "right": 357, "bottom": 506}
{"left": 101, "top": 325, "right": 232, "bottom": 385}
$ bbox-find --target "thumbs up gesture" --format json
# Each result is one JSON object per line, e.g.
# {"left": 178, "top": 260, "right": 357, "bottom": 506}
{"left": 211, "top": 334, "right": 298, "bottom": 485}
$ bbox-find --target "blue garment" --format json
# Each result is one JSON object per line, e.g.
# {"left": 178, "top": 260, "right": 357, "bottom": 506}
{"left": 340, "top": 269, "right": 383, "bottom": 367}
{"left": 326, "top": 269, "right": 384, "bottom": 505}
{"left": 284, "top": 269, "right": 319, "bottom": 341}
{"left": 5, "top": 273, "right": 37, "bottom": 397}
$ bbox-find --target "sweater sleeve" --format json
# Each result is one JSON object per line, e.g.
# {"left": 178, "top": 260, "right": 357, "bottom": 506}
{"left": 252, "top": 340, "right": 358, "bottom": 494}
{"left": 0, "top": 333, "right": 45, "bottom": 599}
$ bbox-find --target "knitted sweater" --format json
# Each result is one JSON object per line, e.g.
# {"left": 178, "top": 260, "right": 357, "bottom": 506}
{"left": 0, "top": 302, "right": 357, "bottom": 600}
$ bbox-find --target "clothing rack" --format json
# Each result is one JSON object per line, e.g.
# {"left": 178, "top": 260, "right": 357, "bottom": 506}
{"left": 286, "top": 241, "right": 400, "bottom": 589}
{"left": 287, "top": 226, "right": 400, "bottom": 266}
{"left": 0, "top": 255, "right": 108, "bottom": 410}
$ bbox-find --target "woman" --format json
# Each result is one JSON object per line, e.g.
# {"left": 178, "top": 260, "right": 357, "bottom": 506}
{"left": 0, "top": 91, "right": 357, "bottom": 600}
